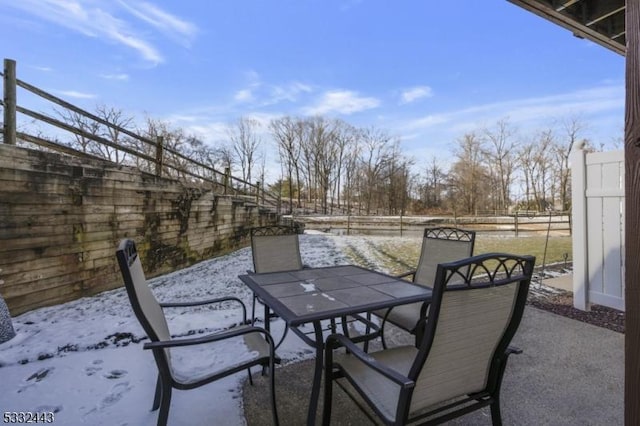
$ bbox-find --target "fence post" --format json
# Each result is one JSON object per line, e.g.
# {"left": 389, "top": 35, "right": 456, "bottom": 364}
{"left": 514, "top": 213, "right": 519, "bottom": 237}
{"left": 255, "top": 181, "right": 261, "bottom": 204}
{"left": 224, "top": 168, "right": 230, "bottom": 194}
{"left": 277, "top": 191, "right": 282, "bottom": 215}
{"left": 570, "top": 141, "right": 589, "bottom": 310}
{"left": 3, "top": 58, "right": 17, "bottom": 145}
{"left": 155, "top": 136, "right": 163, "bottom": 177}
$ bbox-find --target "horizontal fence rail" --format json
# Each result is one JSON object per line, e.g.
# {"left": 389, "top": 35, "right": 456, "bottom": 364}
{"left": 294, "top": 214, "right": 571, "bottom": 237}
{"left": 0, "top": 59, "right": 282, "bottom": 212}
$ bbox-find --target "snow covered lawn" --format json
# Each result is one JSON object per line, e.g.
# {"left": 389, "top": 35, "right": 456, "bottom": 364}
{"left": 0, "top": 233, "right": 409, "bottom": 425}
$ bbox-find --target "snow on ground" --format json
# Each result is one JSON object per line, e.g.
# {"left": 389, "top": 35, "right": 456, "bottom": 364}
{"left": 1, "top": 232, "right": 562, "bottom": 425}
{"left": 0, "top": 233, "right": 377, "bottom": 426}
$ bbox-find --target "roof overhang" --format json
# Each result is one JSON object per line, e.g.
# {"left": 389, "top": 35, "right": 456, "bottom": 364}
{"left": 508, "top": 0, "right": 626, "bottom": 56}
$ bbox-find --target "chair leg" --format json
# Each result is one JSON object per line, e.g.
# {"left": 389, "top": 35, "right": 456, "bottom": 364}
{"left": 490, "top": 398, "right": 502, "bottom": 426}
{"left": 322, "top": 370, "right": 334, "bottom": 426}
{"left": 156, "top": 381, "right": 172, "bottom": 426}
{"left": 247, "top": 367, "right": 254, "bottom": 386}
{"left": 152, "top": 374, "right": 162, "bottom": 411}
{"left": 251, "top": 294, "right": 258, "bottom": 325}
{"left": 269, "top": 359, "right": 279, "bottom": 425}
{"left": 380, "top": 318, "right": 388, "bottom": 350}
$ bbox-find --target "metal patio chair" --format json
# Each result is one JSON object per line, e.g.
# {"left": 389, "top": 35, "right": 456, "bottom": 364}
{"left": 324, "top": 252, "right": 535, "bottom": 426}
{"left": 249, "top": 225, "right": 305, "bottom": 327}
{"left": 374, "top": 227, "right": 476, "bottom": 347}
{"left": 250, "top": 225, "right": 305, "bottom": 274}
{"left": 116, "top": 239, "right": 279, "bottom": 426}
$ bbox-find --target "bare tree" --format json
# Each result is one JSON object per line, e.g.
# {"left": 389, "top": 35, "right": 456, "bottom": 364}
{"left": 385, "top": 141, "right": 414, "bottom": 215}
{"left": 553, "top": 116, "right": 586, "bottom": 211}
{"left": 55, "top": 108, "right": 101, "bottom": 154}
{"left": 95, "top": 104, "right": 134, "bottom": 165}
{"left": 270, "top": 116, "right": 302, "bottom": 213}
{"left": 227, "top": 117, "right": 261, "bottom": 190}
{"left": 483, "top": 118, "right": 518, "bottom": 212}
{"left": 418, "top": 156, "right": 447, "bottom": 211}
{"left": 330, "top": 119, "right": 356, "bottom": 211}
{"left": 518, "top": 129, "right": 554, "bottom": 211}
{"left": 447, "top": 132, "right": 490, "bottom": 214}
{"left": 342, "top": 135, "right": 361, "bottom": 214}
{"left": 358, "top": 126, "right": 394, "bottom": 215}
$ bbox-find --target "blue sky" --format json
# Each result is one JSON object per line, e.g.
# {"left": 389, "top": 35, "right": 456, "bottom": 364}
{"left": 0, "top": 0, "right": 625, "bottom": 177}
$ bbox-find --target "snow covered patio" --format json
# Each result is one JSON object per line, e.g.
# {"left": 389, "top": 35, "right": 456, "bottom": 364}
{"left": 0, "top": 233, "right": 623, "bottom": 425}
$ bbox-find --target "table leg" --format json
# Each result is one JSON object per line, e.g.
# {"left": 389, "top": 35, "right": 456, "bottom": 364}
{"left": 306, "top": 321, "right": 324, "bottom": 426}
{"left": 263, "top": 302, "right": 270, "bottom": 333}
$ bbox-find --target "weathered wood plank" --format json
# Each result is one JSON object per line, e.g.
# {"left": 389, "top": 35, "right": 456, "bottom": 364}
{"left": 626, "top": 1, "right": 640, "bottom": 424}
{"left": 3, "top": 262, "right": 82, "bottom": 287}
{"left": 7, "top": 285, "right": 84, "bottom": 315}
{"left": 2, "top": 271, "right": 84, "bottom": 299}
{"left": 0, "top": 191, "right": 74, "bottom": 204}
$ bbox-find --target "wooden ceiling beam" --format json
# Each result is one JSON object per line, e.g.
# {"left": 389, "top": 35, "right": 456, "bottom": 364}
{"left": 556, "top": 0, "right": 583, "bottom": 12}
{"left": 507, "top": 0, "right": 625, "bottom": 55}
{"left": 612, "top": 30, "right": 626, "bottom": 40}
{"left": 586, "top": 5, "right": 625, "bottom": 27}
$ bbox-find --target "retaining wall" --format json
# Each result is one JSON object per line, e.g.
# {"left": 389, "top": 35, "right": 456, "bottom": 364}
{"left": 0, "top": 144, "right": 278, "bottom": 315}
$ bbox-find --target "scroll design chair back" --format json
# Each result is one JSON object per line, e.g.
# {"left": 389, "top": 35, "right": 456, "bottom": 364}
{"left": 411, "top": 227, "right": 476, "bottom": 287}
{"left": 250, "top": 225, "right": 304, "bottom": 274}
{"left": 376, "top": 227, "right": 476, "bottom": 347}
{"left": 116, "top": 239, "right": 279, "bottom": 426}
{"left": 324, "top": 252, "right": 535, "bottom": 426}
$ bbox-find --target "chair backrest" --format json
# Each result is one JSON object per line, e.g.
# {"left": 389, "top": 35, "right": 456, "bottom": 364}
{"left": 250, "top": 225, "right": 303, "bottom": 273}
{"left": 413, "top": 227, "right": 476, "bottom": 287}
{"left": 116, "top": 239, "right": 172, "bottom": 361}
{"left": 408, "top": 253, "right": 534, "bottom": 413}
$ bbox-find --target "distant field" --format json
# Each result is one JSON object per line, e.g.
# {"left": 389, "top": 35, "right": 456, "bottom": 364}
{"left": 335, "top": 235, "right": 572, "bottom": 275}
{"left": 474, "top": 235, "right": 572, "bottom": 266}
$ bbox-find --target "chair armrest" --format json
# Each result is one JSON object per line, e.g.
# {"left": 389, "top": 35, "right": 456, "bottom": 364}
{"left": 159, "top": 295, "right": 245, "bottom": 308}
{"left": 144, "top": 325, "right": 274, "bottom": 350}
{"left": 396, "top": 270, "right": 416, "bottom": 280}
{"left": 326, "top": 333, "right": 414, "bottom": 388}
{"left": 160, "top": 296, "right": 247, "bottom": 323}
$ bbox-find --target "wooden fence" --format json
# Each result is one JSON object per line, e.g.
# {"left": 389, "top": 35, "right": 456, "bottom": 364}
{"left": 1, "top": 58, "right": 282, "bottom": 211}
{"left": 295, "top": 213, "right": 571, "bottom": 237}
{"left": 571, "top": 145, "right": 625, "bottom": 311}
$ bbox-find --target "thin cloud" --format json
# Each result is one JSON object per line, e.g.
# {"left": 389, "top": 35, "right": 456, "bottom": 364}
{"left": 232, "top": 72, "right": 312, "bottom": 106}
{"left": 340, "top": 0, "right": 364, "bottom": 11}
{"left": 56, "top": 90, "right": 97, "bottom": 99}
{"left": 400, "top": 86, "right": 433, "bottom": 104}
{"left": 268, "top": 82, "right": 313, "bottom": 104}
{"left": 405, "top": 85, "right": 624, "bottom": 132}
{"left": 100, "top": 73, "right": 130, "bottom": 81}
{"left": 234, "top": 89, "right": 254, "bottom": 103}
{"left": 117, "top": 0, "right": 198, "bottom": 46}
{"left": 232, "top": 70, "right": 262, "bottom": 103}
{"left": 304, "top": 90, "right": 380, "bottom": 115}
{"left": 393, "top": 84, "right": 624, "bottom": 158}
{"left": 3, "top": 0, "right": 197, "bottom": 65}
{"left": 30, "top": 65, "right": 53, "bottom": 72}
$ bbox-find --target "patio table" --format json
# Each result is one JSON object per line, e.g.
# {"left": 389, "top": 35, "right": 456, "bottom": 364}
{"left": 238, "top": 264, "right": 432, "bottom": 425}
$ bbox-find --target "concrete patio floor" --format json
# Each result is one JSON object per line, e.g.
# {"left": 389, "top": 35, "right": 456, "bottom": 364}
{"left": 243, "top": 305, "right": 623, "bottom": 425}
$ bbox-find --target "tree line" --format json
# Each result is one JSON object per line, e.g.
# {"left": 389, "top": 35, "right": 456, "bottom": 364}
{"left": 49, "top": 104, "right": 606, "bottom": 216}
